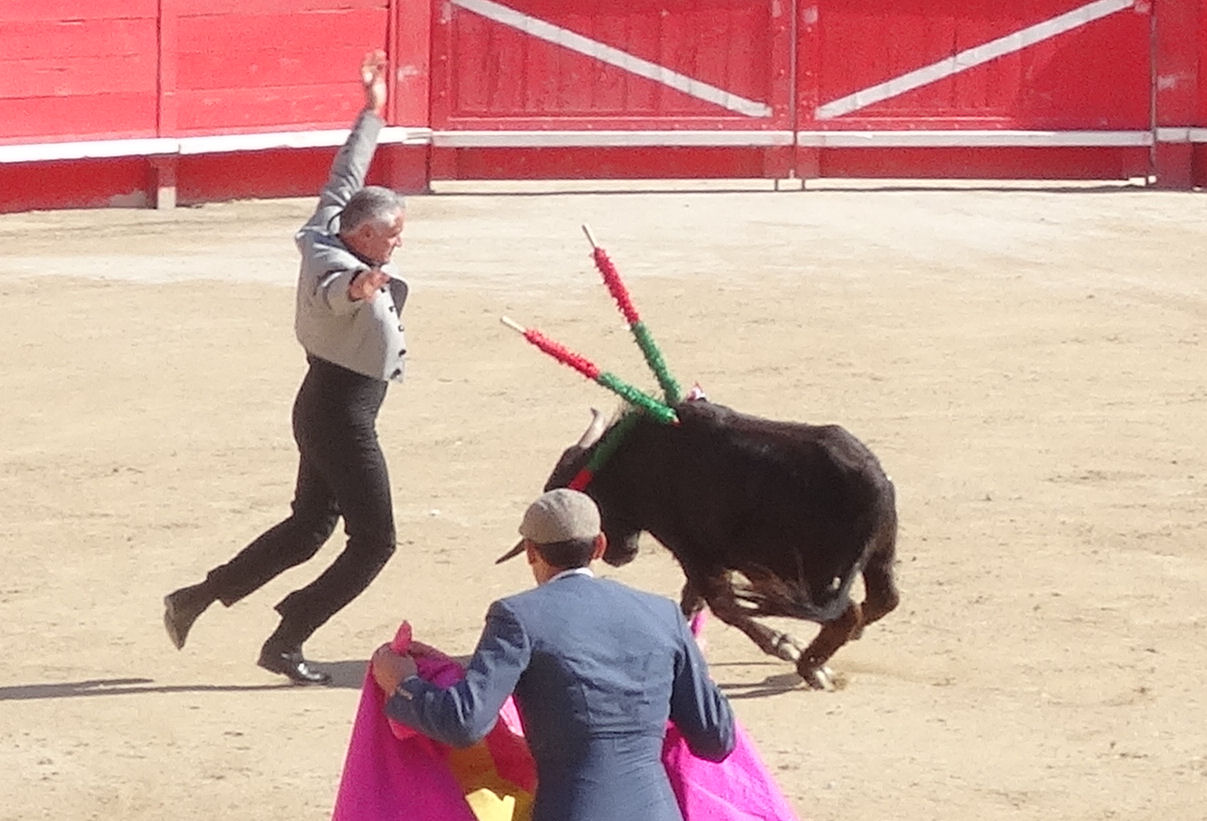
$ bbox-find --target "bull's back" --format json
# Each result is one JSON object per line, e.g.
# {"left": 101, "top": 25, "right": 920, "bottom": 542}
{"left": 677, "top": 400, "right": 890, "bottom": 509}
{"left": 606, "top": 401, "right": 893, "bottom": 607}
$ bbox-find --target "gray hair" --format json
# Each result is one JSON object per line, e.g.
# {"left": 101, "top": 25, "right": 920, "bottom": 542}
{"left": 339, "top": 185, "right": 405, "bottom": 233}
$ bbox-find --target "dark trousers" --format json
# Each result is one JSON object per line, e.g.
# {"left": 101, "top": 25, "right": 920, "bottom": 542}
{"left": 206, "top": 355, "right": 397, "bottom": 646}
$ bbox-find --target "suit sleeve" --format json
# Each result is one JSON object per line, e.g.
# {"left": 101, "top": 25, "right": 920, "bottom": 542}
{"left": 299, "top": 109, "right": 385, "bottom": 234}
{"left": 668, "top": 612, "right": 736, "bottom": 762}
{"left": 384, "top": 601, "right": 531, "bottom": 748}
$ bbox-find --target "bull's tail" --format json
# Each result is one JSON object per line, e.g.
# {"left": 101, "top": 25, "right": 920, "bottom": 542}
{"left": 730, "top": 568, "right": 858, "bottom": 625}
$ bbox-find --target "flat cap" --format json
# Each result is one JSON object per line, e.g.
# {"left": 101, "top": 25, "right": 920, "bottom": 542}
{"left": 518, "top": 488, "right": 601, "bottom": 545}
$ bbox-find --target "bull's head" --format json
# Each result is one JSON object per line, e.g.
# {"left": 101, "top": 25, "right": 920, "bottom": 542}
{"left": 494, "top": 408, "right": 642, "bottom": 566}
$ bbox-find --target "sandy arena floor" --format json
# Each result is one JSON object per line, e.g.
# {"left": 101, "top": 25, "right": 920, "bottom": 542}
{"left": 1, "top": 178, "right": 1204, "bottom": 820}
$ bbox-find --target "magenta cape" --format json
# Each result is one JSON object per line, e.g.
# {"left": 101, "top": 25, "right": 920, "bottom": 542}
{"left": 331, "top": 618, "right": 800, "bottom": 821}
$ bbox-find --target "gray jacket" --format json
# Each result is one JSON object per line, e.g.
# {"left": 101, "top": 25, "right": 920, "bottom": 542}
{"left": 294, "top": 110, "right": 408, "bottom": 382}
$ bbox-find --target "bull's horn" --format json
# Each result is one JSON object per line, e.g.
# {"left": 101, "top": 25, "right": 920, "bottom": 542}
{"left": 495, "top": 538, "right": 526, "bottom": 564}
{"left": 576, "top": 407, "right": 607, "bottom": 450}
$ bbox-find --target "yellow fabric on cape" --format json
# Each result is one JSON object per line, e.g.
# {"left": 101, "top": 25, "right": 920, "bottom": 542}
{"left": 445, "top": 743, "right": 534, "bottom": 821}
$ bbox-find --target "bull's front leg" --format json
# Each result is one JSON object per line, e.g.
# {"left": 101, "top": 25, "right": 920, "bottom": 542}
{"left": 696, "top": 572, "right": 832, "bottom": 686}
{"left": 679, "top": 578, "right": 706, "bottom": 618}
{"left": 795, "top": 602, "right": 863, "bottom": 690}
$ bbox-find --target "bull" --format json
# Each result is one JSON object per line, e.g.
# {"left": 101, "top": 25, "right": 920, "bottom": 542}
{"left": 502, "top": 397, "right": 900, "bottom": 690}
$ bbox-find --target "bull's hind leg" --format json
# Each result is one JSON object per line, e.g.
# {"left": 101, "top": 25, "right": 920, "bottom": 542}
{"left": 853, "top": 519, "right": 900, "bottom": 640}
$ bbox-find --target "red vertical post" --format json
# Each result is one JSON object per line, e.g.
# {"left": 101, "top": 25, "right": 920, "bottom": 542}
{"left": 153, "top": 0, "right": 181, "bottom": 208}
{"left": 1197, "top": 0, "right": 1207, "bottom": 186}
{"left": 392, "top": 0, "right": 431, "bottom": 129}
{"left": 794, "top": 0, "right": 821, "bottom": 181}
{"left": 763, "top": 0, "right": 795, "bottom": 181}
{"left": 386, "top": 0, "right": 432, "bottom": 192}
{"left": 1152, "top": 0, "right": 1200, "bottom": 189}
{"left": 157, "top": 0, "right": 179, "bottom": 137}
{"left": 149, "top": 155, "right": 177, "bottom": 209}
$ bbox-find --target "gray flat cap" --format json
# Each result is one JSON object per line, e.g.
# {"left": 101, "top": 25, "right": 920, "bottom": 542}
{"left": 518, "top": 488, "right": 601, "bottom": 544}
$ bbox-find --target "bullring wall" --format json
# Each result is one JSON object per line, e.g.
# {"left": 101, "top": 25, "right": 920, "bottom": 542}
{"left": 0, "top": 0, "right": 1202, "bottom": 211}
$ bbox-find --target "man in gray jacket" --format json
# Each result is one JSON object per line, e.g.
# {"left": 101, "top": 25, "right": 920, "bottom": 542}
{"left": 163, "top": 50, "right": 408, "bottom": 685}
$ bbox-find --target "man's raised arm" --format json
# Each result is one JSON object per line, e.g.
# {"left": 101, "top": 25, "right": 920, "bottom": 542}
{"left": 302, "top": 49, "right": 389, "bottom": 232}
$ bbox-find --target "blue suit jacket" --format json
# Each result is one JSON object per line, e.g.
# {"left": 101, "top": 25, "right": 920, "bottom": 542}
{"left": 385, "top": 572, "right": 736, "bottom": 821}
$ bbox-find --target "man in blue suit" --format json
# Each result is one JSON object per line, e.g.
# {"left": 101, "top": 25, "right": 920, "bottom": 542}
{"left": 371, "top": 488, "right": 736, "bottom": 821}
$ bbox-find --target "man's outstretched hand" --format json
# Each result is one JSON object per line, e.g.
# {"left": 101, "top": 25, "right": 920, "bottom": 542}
{"left": 349, "top": 267, "right": 391, "bottom": 302}
{"left": 361, "top": 49, "right": 387, "bottom": 116}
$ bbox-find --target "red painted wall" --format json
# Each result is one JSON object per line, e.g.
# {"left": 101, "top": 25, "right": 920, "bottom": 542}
{"left": 0, "top": 0, "right": 160, "bottom": 144}
{"left": 169, "top": 0, "right": 390, "bottom": 135}
{"left": 0, "top": 0, "right": 1203, "bottom": 213}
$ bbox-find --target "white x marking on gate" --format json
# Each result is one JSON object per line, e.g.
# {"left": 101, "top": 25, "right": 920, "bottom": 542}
{"left": 816, "top": 0, "right": 1136, "bottom": 119}
{"left": 450, "top": 0, "right": 773, "bottom": 118}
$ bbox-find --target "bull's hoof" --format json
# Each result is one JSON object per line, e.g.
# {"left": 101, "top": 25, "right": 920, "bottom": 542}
{"left": 770, "top": 632, "right": 803, "bottom": 663}
{"left": 798, "top": 664, "right": 837, "bottom": 691}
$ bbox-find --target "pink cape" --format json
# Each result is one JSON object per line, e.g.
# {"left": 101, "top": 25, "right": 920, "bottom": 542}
{"left": 331, "top": 618, "right": 800, "bottom": 821}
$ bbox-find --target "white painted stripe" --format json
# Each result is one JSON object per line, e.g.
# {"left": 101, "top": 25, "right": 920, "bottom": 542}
{"left": 0, "top": 137, "right": 178, "bottom": 163}
{"left": 816, "top": 0, "right": 1135, "bottom": 120}
{"left": 177, "top": 127, "right": 430, "bottom": 154}
{"left": 0, "top": 128, "right": 432, "bottom": 163}
{"left": 797, "top": 129, "right": 1152, "bottom": 147}
{"left": 3, "top": 126, "right": 1200, "bottom": 164}
{"left": 450, "top": 0, "right": 772, "bottom": 119}
{"left": 1155, "top": 127, "right": 1191, "bottom": 144}
{"left": 433, "top": 130, "right": 794, "bottom": 148}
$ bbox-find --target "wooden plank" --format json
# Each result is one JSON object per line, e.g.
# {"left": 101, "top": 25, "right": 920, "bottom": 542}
{"left": 0, "top": 94, "right": 157, "bottom": 141}
{"left": 816, "top": 145, "right": 1148, "bottom": 180}
{"left": 0, "top": 19, "right": 156, "bottom": 60}
{"left": 172, "top": 84, "right": 369, "bottom": 132}
{"left": 175, "top": 0, "right": 386, "bottom": 15}
{"left": 0, "top": 55, "right": 157, "bottom": 97}
{"left": 176, "top": 143, "right": 427, "bottom": 204}
{"left": 175, "top": 8, "right": 386, "bottom": 53}
{"left": 0, "top": 158, "right": 152, "bottom": 213}
{"left": 176, "top": 45, "right": 377, "bottom": 91}
{"left": 431, "top": 145, "right": 775, "bottom": 181}
{"left": 0, "top": 0, "right": 157, "bottom": 23}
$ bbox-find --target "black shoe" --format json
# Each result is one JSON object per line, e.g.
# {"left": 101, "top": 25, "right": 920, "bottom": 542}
{"left": 163, "top": 585, "right": 212, "bottom": 650}
{"left": 257, "top": 644, "right": 332, "bottom": 686}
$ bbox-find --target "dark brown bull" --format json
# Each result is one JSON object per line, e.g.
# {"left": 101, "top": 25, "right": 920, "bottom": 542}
{"left": 511, "top": 398, "right": 900, "bottom": 689}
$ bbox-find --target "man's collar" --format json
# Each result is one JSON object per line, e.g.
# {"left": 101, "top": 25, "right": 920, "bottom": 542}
{"left": 549, "top": 566, "right": 594, "bottom": 583}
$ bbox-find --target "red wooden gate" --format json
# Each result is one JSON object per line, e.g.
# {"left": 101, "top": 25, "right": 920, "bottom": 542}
{"left": 428, "top": 0, "right": 795, "bottom": 180}
{"left": 427, "top": 0, "right": 1166, "bottom": 184}
{"left": 0, "top": 0, "right": 1203, "bottom": 211}
{"left": 795, "top": 0, "right": 1154, "bottom": 180}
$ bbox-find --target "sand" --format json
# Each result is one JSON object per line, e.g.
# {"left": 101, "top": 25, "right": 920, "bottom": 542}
{"left": 1, "top": 178, "right": 1204, "bottom": 820}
